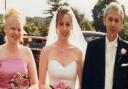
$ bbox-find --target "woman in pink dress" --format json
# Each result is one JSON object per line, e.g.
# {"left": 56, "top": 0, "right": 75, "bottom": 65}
{"left": 0, "top": 8, "right": 38, "bottom": 89}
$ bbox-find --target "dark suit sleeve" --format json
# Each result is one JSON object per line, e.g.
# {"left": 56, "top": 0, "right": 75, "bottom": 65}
{"left": 120, "top": 49, "right": 128, "bottom": 89}
{"left": 126, "top": 46, "right": 128, "bottom": 88}
{"left": 81, "top": 42, "right": 93, "bottom": 89}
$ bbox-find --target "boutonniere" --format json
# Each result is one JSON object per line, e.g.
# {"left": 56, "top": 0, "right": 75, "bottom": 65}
{"left": 121, "top": 48, "right": 127, "bottom": 55}
{"left": 119, "top": 48, "right": 127, "bottom": 61}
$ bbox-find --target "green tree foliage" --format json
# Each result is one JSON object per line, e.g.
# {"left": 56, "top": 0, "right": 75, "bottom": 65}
{"left": 0, "top": 14, "right": 3, "bottom": 32}
{"left": 73, "top": 9, "right": 93, "bottom": 31}
{"left": 119, "top": 20, "right": 128, "bottom": 41}
{"left": 24, "top": 17, "right": 49, "bottom": 36}
{"left": 0, "top": 14, "right": 5, "bottom": 44}
{"left": 44, "top": 0, "right": 69, "bottom": 18}
{"left": 92, "top": 0, "right": 116, "bottom": 32}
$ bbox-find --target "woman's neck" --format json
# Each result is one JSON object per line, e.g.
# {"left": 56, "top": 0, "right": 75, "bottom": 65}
{"left": 56, "top": 39, "right": 70, "bottom": 47}
{"left": 5, "top": 42, "right": 19, "bottom": 51}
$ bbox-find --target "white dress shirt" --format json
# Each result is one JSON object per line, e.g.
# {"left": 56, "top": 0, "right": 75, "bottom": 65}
{"left": 105, "top": 36, "right": 118, "bottom": 89}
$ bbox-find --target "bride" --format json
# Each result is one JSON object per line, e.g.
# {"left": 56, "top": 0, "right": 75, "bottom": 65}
{"left": 39, "top": 6, "right": 87, "bottom": 89}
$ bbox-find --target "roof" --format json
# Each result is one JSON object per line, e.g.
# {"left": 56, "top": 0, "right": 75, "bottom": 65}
{"left": 82, "top": 31, "right": 106, "bottom": 36}
{"left": 23, "top": 35, "right": 47, "bottom": 40}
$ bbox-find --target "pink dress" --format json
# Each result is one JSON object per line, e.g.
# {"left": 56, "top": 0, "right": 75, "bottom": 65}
{"left": 0, "top": 58, "right": 28, "bottom": 89}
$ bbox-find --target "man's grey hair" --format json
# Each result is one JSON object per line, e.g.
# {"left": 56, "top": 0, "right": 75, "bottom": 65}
{"left": 103, "top": 2, "right": 124, "bottom": 21}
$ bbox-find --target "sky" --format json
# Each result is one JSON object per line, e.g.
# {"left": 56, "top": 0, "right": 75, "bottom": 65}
{"left": 0, "top": 0, "right": 128, "bottom": 21}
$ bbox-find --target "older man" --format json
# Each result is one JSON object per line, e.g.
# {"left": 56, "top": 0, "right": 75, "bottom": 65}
{"left": 82, "top": 2, "right": 128, "bottom": 89}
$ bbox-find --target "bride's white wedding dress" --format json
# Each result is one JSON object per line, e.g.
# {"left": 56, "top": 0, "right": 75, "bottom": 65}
{"left": 47, "top": 59, "right": 77, "bottom": 89}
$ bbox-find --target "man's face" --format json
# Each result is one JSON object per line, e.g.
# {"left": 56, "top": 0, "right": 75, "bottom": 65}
{"left": 103, "top": 9, "right": 123, "bottom": 36}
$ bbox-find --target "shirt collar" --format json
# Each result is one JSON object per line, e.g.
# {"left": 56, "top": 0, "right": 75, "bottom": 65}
{"left": 105, "top": 35, "right": 118, "bottom": 47}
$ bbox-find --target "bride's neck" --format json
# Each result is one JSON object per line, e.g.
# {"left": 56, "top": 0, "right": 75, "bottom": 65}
{"left": 56, "top": 39, "right": 70, "bottom": 47}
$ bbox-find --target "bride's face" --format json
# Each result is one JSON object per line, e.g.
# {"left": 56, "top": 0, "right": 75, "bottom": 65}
{"left": 56, "top": 13, "right": 72, "bottom": 40}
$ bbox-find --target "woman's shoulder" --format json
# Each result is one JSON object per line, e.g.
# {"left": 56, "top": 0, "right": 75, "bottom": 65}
{"left": 0, "top": 44, "right": 6, "bottom": 57}
{"left": 19, "top": 45, "right": 33, "bottom": 59}
{"left": 0, "top": 44, "right": 8, "bottom": 55}
{"left": 41, "top": 43, "right": 55, "bottom": 53}
{"left": 71, "top": 45, "right": 82, "bottom": 57}
{"left": 0, "top": 44, "right": 5, "bottom": 50}
{"left": 70, "top": 45, "right": 82, "bottom": 62}
{"left": 19, "top": 45, "right": 31, "bottom": 52}
{"left": 71, "top": 45, "right": 82, "bottom": 54}
{"left": 19, "top": 45, "right": 33, "bottom": 63}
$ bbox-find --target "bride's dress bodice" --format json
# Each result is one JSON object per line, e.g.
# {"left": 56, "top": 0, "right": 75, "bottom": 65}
{"left": 48, "top": 59, "right": 77, "bottom": 89}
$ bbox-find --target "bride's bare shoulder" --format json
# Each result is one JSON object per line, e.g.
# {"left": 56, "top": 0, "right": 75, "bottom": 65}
{"left": 71, "top": 45, "right": 82, "bottom": 54}
{"left": 41, "top": 43, "right": 55, "bottom": 53}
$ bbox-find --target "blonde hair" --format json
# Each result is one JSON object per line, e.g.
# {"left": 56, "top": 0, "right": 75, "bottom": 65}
{"left": 3, "top": 8, "right": 26, "bottom": 43}
{"left": 3, "top": 8, "right": 26, "bottom": 27}
{"left": 103, "top": 2, "right": 124, "bottom": 21}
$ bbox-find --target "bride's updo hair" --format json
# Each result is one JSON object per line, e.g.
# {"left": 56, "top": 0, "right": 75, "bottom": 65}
{"left": 56, "top": 6, "right": 72, "bottom": 27}
{"left": 3, "top": 8, "right": 26, "bottom": 27}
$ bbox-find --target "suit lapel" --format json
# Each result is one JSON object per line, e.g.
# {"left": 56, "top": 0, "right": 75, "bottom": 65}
{"left": 115, "top": 38, "right": 122, "bottom": 63}
{"left": 113, "top": 38, "right": 122, "bottom": 89}
{"left": 99, "top": 37, "right": 106, "bottom": 88}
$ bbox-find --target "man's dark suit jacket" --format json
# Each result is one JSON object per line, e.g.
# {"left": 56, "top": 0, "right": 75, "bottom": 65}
{"left": 81, "top": 36, "right": 128, "bottom": 89}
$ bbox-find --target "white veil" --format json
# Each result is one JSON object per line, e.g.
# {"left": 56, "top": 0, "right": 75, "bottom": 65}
{"left": 45, "top": 6, "right": 87, "bottom": 89}
{"left": 46, "top": 6, "right": 87, "bottom": 60}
